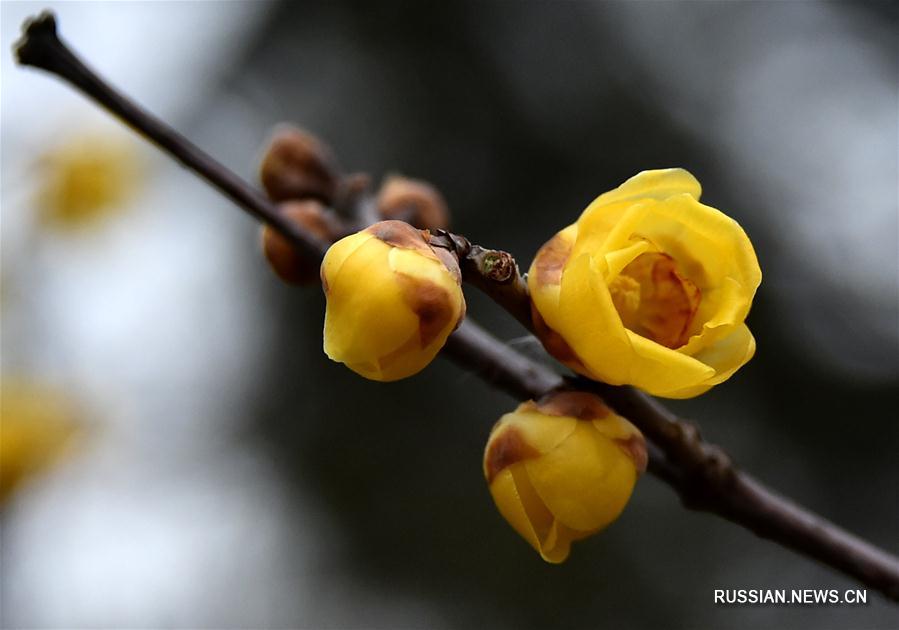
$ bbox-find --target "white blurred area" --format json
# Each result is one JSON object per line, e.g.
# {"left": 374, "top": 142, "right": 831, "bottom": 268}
{"left": 597, "top": 1, "right": 899, "bottom": 382}
{"left": 1, "top": 2, "right": 446, "bottom": 628}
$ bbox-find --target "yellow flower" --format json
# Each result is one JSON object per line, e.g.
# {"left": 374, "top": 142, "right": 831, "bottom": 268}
{"left": 322, "top": 220, "right": 466, "bottom": 381}
{"left": 528, "top": 169, "right": 761, "bottom": 398}
{"left": 36, "top": 133, "right": 140, "bottom": 229}
{"left": 484, "top": 391, "right": 646, "bottom": 563}
{"left": 1, "top": 381, "right": 80, "bottom": 503}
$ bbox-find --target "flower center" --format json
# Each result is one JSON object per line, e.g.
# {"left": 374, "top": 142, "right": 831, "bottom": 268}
{"left": 609, "top": 253, "right": 701, "bottom": 349}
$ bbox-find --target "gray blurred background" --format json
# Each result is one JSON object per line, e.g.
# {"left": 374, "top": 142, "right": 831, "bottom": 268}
{"left": 1, "top": 1, "right": 897, "bottom": 628}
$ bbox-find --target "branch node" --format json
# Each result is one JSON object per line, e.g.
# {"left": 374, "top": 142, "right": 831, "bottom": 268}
{"left": 480, "top": 250, "right": 517, "bottom": 283}
{"left": 428, "top": 229, "right": 471, "bottom": 259}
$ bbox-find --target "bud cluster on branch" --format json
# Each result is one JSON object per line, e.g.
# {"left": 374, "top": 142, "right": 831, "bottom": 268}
{"left": 254, "top": 122, "right": 763, "bottom": 560}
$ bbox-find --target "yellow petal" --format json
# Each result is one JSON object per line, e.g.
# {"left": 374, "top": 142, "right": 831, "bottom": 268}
{"left": 323, "top": 237, "right": 418, "bottom": 378}
{"left": 488, "top": 465, "right": 569, "bottom": 563}
{"left": 633, "top": 194, "right": 761, "bottom": 294}
{"left": 586, "top": 168, "right": 701, "bottom": 211}
{"left": 320, "top": 230, "right": 372, "bottom": 287}
{"left": 483, "top": 407, "right": 577, "bottom": 486}
{"left": 576, "top": 199, "right": 653, "bottom": 260}
{"left": 678, "top": 277, "right": 748, "bottom": 356}
{"left": 603, "top": 238, "right": 654, "bottom": 282}
{"left": 388, "top": 246, "right": 457, "bottom": 300}
{"left": 525, "top": 421, "right": 638, "bottom": 533}
{"left": 662, "top": 324, "right": 756, "bottom": 398}
{"left": 591, "top": 412, "right": 643, "bottom": 443}
{"left": 554, "top": 253, "right": 634, "bottom": 384}
{"left": 498, "top": 409, "right": 578, "bottom": 457}
{"left": 624, "top": 332, "right": 715, "bottom": 395}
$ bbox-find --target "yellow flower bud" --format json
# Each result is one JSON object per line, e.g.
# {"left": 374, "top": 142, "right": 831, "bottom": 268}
{"left": 321, "top": 220, "right": 466, "bottom": 381}
{"left": 528, "top": 169, "right": 761, "bottom": 398}
{"left": 483, "top": 391, "right": 646, "bottom": 563}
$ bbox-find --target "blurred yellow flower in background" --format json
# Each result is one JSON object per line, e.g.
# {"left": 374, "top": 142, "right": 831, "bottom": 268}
{"left": 321, "top": 220, "right": 466, "bottom": 381}
{"left": 1, "top": 381, "right": 81, "bottom": 504}
{"left": 529, "top": 169, "right": 761, "bottom": 398}
{"left": 484, "top": 391, "right": 646, "bottom": 563}
{"left": 35, "top": 133, "right": 140, "bottom": 230}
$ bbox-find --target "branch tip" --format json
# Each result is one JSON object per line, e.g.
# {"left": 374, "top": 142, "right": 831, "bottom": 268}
{"left": 14, "top": 11, "right": 60, "bottom": 69}
{"left": 482, "top": 251, "right": 516, "bottom": 282}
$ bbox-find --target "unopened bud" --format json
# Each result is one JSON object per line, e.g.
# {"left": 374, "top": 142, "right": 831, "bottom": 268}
{"left": 321, "top": 220, "right": 466, "bottom": 381}
{"left": 376, "top": 175, "right": 449, "bottom": 230}
{"left": 261, "top": 200, "right": 339, "bottom": 285}
{"left": 259, "top": 126, "right": 341, "bottom": 204}
{"left": 484, "top": 391, "right": 646, "bottom": 563}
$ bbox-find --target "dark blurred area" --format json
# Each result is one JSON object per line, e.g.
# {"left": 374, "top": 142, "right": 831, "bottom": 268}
{"left": 2, "top": 1, "right": 897, "bottom": 628}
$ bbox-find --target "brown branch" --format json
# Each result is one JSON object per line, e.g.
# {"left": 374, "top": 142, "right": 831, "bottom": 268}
{"left": 14, "top": 10, "right": 899, "bottom": 602}
{"left": 13, "top": 11, "right": 328, "bottom": 262}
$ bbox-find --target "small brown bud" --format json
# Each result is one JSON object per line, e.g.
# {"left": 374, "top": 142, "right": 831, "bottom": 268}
{"left": 259, "top": 126, "right": 341, "bottom": 204}
{"left": 376, "top": 175, "right": 449, "bottom": 230}
{"left": 261, "top": 200, "right": 338, "bottom": 285}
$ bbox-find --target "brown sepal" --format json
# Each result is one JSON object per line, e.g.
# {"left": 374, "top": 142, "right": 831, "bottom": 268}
{"left": 614, "top": 434, "right": 648, "bottom": 474}
{"left": 365, "top": 220, "right": 434, "bottom": 256}
{"left": 484, "top": 425, "right": 541, "bottom": 483}
{"left": 532, "top": 230, "right": 573, "bottom": 286}
{"left": 376, "top": 175, "right": 450, "bottom": 231}
{"left": 395, "top": 273, "right": 457, "bottom": 348}
{"left": 259, "top": 126, "right": 341, "bottom": 204}
{"left": 261, "top": 200, "right": 339, "bottom": 285}
{"left": 534, "top": 391, "right": 611, "bottom": 421}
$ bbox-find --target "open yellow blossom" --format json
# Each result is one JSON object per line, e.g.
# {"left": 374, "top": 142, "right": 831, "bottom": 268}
{"left": 484, "top": 391, "right": 646, "bottom": 563}
{"left": 528, "top": 169, "right": 761, "bottom": 398}
{"left": 322, "top": 220, "right": 466, "bottom": 381}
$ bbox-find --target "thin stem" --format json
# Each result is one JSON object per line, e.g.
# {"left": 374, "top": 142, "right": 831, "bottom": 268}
{"left": 14, "top": 10, "right": 899, "bottom": 601}
{"left": 14, "top": 11, "right": 328, "bottom": 261}
{"left": 443, "top": 320, "right": 563, "bottom": 399}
